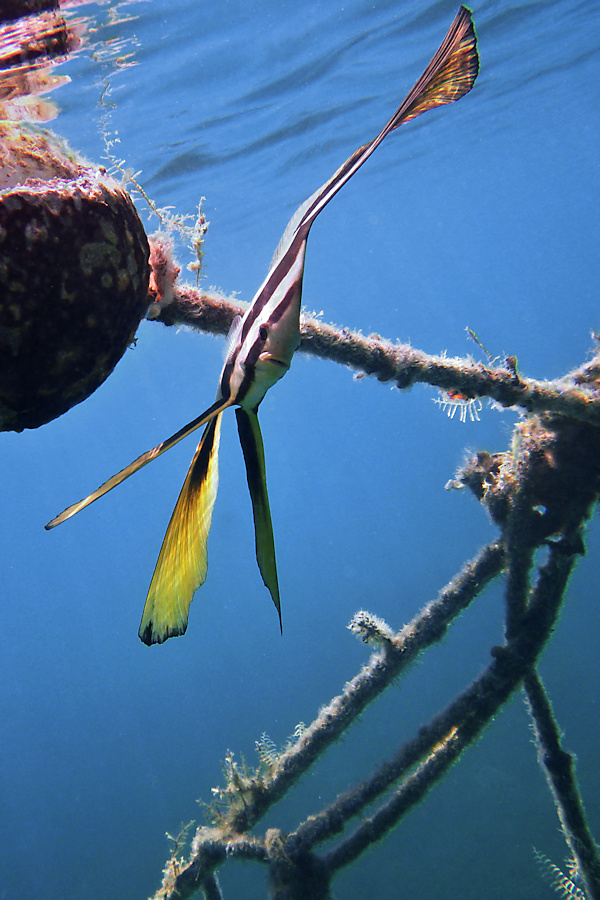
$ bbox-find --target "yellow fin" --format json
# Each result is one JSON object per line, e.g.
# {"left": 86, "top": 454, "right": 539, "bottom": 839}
{"left": 139, "top": 414, "right": 223, "bottom": 645}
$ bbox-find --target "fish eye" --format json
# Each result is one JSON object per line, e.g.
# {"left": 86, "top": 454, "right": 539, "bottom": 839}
{"left": 259, "top": 324, "right": 268, "bottom": 340}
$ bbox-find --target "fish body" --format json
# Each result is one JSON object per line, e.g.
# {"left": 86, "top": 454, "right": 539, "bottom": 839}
{"left": 46, "top": 7, "right": 479, "bottom": 644}
{"left": 222, "top": 237, "right": 307, "bottom": 412}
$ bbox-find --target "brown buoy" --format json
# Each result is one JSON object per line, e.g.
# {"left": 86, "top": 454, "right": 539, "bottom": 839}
{"left": 0, "top": 123, "right": 150, "bottom": 431}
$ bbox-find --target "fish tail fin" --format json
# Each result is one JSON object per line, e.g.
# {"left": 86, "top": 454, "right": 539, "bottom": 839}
{"left": 276, "top": 7, "right": 478, "bottom": 244}
{"left": 388, "top": 5, "right": 479, "bottom": 131}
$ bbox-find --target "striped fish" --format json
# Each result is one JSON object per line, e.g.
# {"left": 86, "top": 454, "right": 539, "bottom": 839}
{"left": 46, "top": 6, "right": 479, "bottom": 645}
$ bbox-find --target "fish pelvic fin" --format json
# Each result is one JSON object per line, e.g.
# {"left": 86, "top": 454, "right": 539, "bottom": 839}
{"left": 139, "top": 413, "right": 223, "bottom": 645}
{"left": 45, "top": 398, "right": 231, "bottom": 530}
{"left": 235, "top": 407, "right": 282, "bottom": 631}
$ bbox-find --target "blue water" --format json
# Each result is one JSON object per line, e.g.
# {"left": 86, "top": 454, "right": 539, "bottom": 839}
{"left": 2, "top": 1, "right": 600, "bottom": 897}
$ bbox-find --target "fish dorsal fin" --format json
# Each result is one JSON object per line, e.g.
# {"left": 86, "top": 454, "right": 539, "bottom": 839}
{"left": 268, "top": 193, "right": 316, "bottom": 270}
{"left": 224, "top": 313, "right": 243, "bottom": 360}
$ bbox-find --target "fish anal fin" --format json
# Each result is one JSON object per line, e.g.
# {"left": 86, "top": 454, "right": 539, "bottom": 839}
{"left": 139, "top": 618, "right": 187, "bottom": 647}
{"left": 139, "top": 414, "right": 223, "bottom": 645}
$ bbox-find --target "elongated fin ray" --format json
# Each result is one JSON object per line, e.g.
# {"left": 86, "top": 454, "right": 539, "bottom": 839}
{"left": 139, "top": 414, "right": 223, "bottom": 645}
{"left": 270, "top": 5, "right": 478, "bottom": 269}
{"left": 45, "top": 398, "right": 231, "bottom": 529}
{"left": 235, "top": 408, "right": 281, "bottom": 629}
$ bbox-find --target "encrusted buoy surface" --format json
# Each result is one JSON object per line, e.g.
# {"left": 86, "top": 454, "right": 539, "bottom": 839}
{"left": 0, "top": 123, "right": 150, "bottom": 431}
